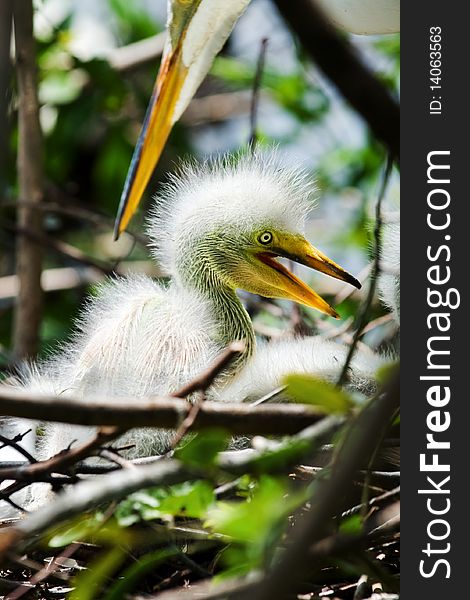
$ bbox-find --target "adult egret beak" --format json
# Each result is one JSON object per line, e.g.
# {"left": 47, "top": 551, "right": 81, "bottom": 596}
{"left": 114, "top": 0, "right": 251, "bottom": 239}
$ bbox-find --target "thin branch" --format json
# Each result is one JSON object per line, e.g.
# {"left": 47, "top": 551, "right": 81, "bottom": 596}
{"left": 248, "top": 37, "right": 268, "bottom": 147}
{"left": 3, "top": 196, "right": 150, "bottom": 248}
{"left": 272, "top": 0, "right": 399, "bottom": 161}
{"left": 106, "top": 32, "right": 166, "bottom": 73}
{"left": 0, "top": 460, "right": 196, "bottom": 560}
{"left": 0, "top": 262, "right": 164, "bottom": 302}
{"left": 337, "top": 156, "right": 393, "bottom": 386}
{"left": 99, "top": 448, "right": 136, "bottom": 470}
{"left": 3, "top": 426, "right": 122, "bottom": 483}
{"left": 4, "top": 222, "right": 115, "bottom": 275}
{"left": 0, "top": 430, "right": 37, "bottom": 464}
{"left": 5, "top": 542, "right": 80, "bottom": 600}
{"left": 341, "top": 486, "right": 400, "bottom": 519}
{"left": 171, "top": 342, "right": 245, "bottom": 398}
{"left": 12, "top": 0, "right": 44, "bottom": 360}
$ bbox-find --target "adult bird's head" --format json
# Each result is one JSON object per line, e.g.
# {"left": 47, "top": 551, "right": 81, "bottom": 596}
{"left": 148, "top": 152, "right": 361, "bottom": 318}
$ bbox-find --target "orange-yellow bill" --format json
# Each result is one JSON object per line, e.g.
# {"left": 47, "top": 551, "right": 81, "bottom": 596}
{"left": 258, "top": 237, "right": 361, "bottom": 318}
{"left": 114, "top": 45, "right": 188, "bottom": 239}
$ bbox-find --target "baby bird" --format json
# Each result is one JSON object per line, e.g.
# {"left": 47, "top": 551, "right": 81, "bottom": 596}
{"left": 1, "top": 151, "right": 383, "bottom": 514}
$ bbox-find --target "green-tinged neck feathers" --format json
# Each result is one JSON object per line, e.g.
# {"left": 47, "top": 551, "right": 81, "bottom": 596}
{"left": 175, "top": 236, "right": 255, "bottom": 366}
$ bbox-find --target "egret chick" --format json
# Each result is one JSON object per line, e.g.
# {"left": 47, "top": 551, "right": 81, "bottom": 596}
{"left": 2, "top": 151, "right": 371, "bottom": 513}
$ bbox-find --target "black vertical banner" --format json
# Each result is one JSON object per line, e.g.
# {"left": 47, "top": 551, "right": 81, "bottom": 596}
{"left": 402, "top": 2, "right": 467, "bottom": 596}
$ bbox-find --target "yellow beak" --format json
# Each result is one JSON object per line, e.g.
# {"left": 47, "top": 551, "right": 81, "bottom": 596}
{"left": 114, "top": 0, "right": 251, "bottom": 239}
{"left": 258, "top": 239, "right": 361, "bottom": 318}
{"left": 114, "top": 44, "right": 188, "bottom": 239}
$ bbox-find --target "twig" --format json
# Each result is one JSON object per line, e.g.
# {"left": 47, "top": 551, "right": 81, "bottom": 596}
{"left": 0, "top": 430, "right": 36, "bottom": 464}
{"left": 99, "top": 448, "right": 136, "bottom": 470}
{"left": 0, "top": 426, "right": 121, "bottom": 484}
{"left": 337, "top": 156, "right": 393, "bottom": 386}
{"left": 3, "top": 197, "right": 149, "bottom": 248}
{"left": 248, "top": 38, "right": 268, "bottom": 147}
{"left": 181, "top": 91, "right": 253, "bottom": 126}
{"left": 169, "top": 392, "right": 206, "bottom": 451}
{"left": 248, "top": 371, "right": 400, "bottom": 600}
{"left": 0, "top": 460, "right": 195, "bottom": 560}
{"left": 12, "top": 0, "right": 44, "bottom": 360}
{"left": 106, "top": 32, "right": 166, "bottom": 73}
{"left": 341, "top": 486, "right": 400, "bottom": 520}
{"left": 0, "top": 263, "right": 164, "bottom": 302}
{"left": 250, "top": 385, "right": 286, "bottom": 407}
{"left": 4, "top": 222, "right": 114, "bottom": 275}
{"left": 5, "top": 542, "right": 80, "bottom": 600}
{"left": 171, "top": 342, "right": 245, "bottom": 398}
{"left": 272, "top": 0, "right": 399, "bottom": 161}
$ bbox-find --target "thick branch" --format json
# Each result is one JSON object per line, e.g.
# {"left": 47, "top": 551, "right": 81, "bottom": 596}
{"left": 0, "top": 1, "right": 13, "bottom": 195}
{"left": 272, "top": 0, "right": 399, "bottom": 161}
{"left": 12, "top": 0, "right": 44, "bottom": 360}
{"left": 0, "top": 390, "right": 325, "bottom": 436}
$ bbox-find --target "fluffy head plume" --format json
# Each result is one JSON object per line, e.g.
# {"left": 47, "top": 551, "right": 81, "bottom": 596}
{"left": 147, "top": 150, "right": 316, "bottom": 275}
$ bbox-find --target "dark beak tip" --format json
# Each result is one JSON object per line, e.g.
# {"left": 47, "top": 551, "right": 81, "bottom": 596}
{"left": 346, "top": 273, "right": 361, "bottom": 290}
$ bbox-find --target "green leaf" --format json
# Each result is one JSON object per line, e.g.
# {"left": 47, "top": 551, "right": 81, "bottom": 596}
{"left": 116, "top": 481, "right": 215, "bottom": 525}
{"left": 70, "top": 546, "right": 126, "bottom": 600}
{"left": 339, "top": 514, "right": 363, "bottom": 535}
{"left": 158, "top": 481, "right": 215, "bottom": 518}
{"left": 48, "top": 515, "right": 102, "bottom": 548}
{"left": 102, "top": 548, "right": 179, "bottom": 600}
{"left": 175, "top": 428, "right": 229, "bottom": 467}
{"left": 205, "top": 476, "right": 294, "bottom": 543}
{"left": 48, "top": 515, "right": 133, "bottom": 548}
{"left": 284, "top": 374, "right": 354, "bottom": 414}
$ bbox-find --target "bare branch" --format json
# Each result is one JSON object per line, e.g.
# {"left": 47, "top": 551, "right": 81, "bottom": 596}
{"left": 171, "top": 342, "right": 245, "bottom": 398}
{"left": 0, "top": 460, "right": 196, "bottom": 560}
{"left": 106, "top": 32, "right": 166, "bottom": 73}
{"left": 0, "top": 415, "right": 342, "bottom": 559}
{"left": 4, "top": 542, "right": 79, "bottom": 600}
{"left": 12, "top": 0, "right": 44, "bottom": 360}
{"left": 248, "top": 37, "right": 268, "bottom": 147}
{"left": 0, "top": 390, "right": 325, "bottom": 436}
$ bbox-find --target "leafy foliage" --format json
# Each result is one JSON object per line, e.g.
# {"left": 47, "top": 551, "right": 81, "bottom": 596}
{"left": 284, "top": 373, "right": 354, "bottom": 413}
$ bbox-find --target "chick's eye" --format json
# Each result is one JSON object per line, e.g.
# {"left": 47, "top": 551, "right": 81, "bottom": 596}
{"left": 258, "top": 231, "right": 273, "bottom": 245}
